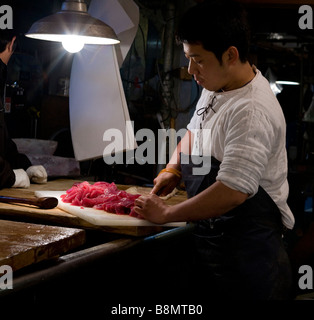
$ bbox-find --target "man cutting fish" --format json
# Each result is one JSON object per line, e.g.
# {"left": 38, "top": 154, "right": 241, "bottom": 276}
{"left": 134, "top": 0, "right": 294, "bottom": 300}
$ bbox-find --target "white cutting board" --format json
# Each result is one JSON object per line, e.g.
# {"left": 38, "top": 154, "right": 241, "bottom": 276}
{"left": 35, "top": 190, "right": 186, "bottom": 227}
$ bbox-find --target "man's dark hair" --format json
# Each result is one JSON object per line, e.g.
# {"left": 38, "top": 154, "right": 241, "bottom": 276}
{"left": 176, "top": 0, "right": 251, "bottom": 63}
{"left": 0, "top": 29, "right": 16, "bottom": 53}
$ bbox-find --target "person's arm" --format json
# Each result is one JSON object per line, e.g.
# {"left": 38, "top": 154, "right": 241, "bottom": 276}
{"left": 0, "top": 156, "right": 15, "bottom": 188}
{"left": 167, "top": 128, "right": 194, "bottom": 170}
{"left": 150, "top": 130, "right": 193, "bottom": 196}
{"left": 135, "top": 106, "right": 277, "bottom": 224}
{"left": 5, "top": 137, "right": 31, "bottom": 170}
{"left": 6, "top": 139, "right": 47, "bottom": 184}
{"left": 134, "top": 180, "right": 248, "bottom": 224}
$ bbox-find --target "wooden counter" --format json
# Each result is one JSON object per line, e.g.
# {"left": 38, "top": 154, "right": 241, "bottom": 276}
{"left": 0, "top": 219, "right": 85, "bottom": 271}
{"left": 0, "top": 179, "right": 187, "bottom": 236}
{"left": 0, "top": 180, "right": 191, "bottom": 308}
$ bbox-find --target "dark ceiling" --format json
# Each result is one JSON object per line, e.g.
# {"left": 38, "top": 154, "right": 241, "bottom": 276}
{"left": 7, "top": 0, "right": 313, "bottom": 77}
{"left": 7, "top": 0, "right": 314, "bottom": 40}
{"left": 3, "top": 0, "right": 314, "bottom": 138}
{"left": 6, "top": 0, "right": 314, "bottom": 81}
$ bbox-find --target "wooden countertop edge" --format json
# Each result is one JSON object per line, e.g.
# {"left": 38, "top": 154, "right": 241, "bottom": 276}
{"left": 1, "top": 237, "right": 143, "bottom": 297}
{"left": 0, "top": 205, "right": 166, "bottom": 236}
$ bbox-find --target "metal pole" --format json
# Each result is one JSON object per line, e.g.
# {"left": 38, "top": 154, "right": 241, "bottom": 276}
{"left": 159, "top": 1, "right": 176, "bottom": 173}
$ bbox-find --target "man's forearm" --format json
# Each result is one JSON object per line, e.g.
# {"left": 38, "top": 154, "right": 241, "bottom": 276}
{"left": 167, "top": 130, "right": 193, "bottom": 170}
{"left": 165, "top": 181, "right": 248, "bottom": 222}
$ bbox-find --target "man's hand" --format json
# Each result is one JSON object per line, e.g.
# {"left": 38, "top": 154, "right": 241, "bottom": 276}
{"left": 12, "top": 169, "right": 30, "bottom": 188}
{"left": 26, "top": 165, "right": 48, "bottom": 184}
{"left": 151, "top": 171, "right": 181, "bottom": 196}
{"left": 134, "top": 194, "right": 170, "bottom": 225}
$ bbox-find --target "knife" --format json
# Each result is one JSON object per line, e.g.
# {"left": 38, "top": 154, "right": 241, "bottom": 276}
{"left": 0, "top": 196, "right": 58, "bottom": 209}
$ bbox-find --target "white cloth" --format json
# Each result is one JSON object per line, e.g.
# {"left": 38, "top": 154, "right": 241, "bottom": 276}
{"left": 26, "top": 165, "right": 47, "bottom": 184}
{"left": 187, "top": 68, "right": 295, "bottom": 229}
{"left": 12, "top": 169, "right": 30, "bottom": 188}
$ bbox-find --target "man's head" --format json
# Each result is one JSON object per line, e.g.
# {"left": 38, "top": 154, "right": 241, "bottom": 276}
{"left": 176, "top": 0, "right": 251, "bottom": 64}
{"left": 176, "top": 0, "right": 254, "bottom": 92}
{"left": 0, "top": 30, "right": 16, "bottom": 65}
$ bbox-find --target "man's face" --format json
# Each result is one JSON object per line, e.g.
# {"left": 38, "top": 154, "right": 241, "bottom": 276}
{"left": 183, "top": 43, "right": 228, "bottom": 92}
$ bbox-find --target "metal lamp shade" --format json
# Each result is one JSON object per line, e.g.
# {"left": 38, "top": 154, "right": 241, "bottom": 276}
{"left": 25, "top": 1, "right": 120, "bottom": 45}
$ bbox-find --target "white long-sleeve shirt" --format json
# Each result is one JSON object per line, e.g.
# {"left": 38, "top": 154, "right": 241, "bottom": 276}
{"left": 187, "top": 68, "right": 295, "bottom": 229}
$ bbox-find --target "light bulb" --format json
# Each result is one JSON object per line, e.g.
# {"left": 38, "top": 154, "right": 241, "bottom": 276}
{"left": 275, "top": 81, "right": 300, "bottom": 86}
{"left": 62, "top": 36, "right": 85, "bottom": 53}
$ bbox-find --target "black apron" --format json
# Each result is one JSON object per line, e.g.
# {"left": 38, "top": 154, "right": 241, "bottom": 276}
{"left": 181, "top": 153, "right": 293, "bottom": 300}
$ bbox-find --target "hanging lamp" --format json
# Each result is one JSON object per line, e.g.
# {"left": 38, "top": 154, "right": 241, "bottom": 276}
{"left": 25, "top": 0, "right": 120, "bottom": 53}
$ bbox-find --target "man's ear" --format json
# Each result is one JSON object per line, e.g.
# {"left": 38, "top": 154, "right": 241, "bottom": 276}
{"left": 7, "top": 36, "right": 16, "bottom": 52}
{"left": 226, "top": 46, "right": 239, "bottom": 65}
